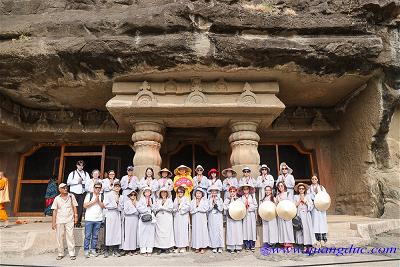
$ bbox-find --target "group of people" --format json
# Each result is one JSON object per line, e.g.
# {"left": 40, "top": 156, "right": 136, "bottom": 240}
{"left": 51, "top": 160, "right": 328, "bottom": 260}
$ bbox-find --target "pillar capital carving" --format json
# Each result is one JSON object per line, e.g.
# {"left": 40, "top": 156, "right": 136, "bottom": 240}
{"left": 230, "top": 121, "right": 260, "bottom": 132}
{"left": 132, "top": 121, "right": 164, "bottom": 132}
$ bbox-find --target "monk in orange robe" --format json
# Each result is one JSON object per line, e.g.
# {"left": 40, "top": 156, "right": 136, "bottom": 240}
{"left": 0, "top": 171, "right": 10, "bottom": 227}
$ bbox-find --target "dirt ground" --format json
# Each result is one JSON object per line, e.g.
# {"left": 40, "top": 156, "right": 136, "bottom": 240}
{"left": 1, "top": 230, "right": 399, "bottom": 267}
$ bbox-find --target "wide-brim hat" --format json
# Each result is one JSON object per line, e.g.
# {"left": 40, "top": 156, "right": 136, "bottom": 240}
{"left": 126, "top": 189, "right": 138, "bottom": 197}
{"left": 238, "top": 183, "right": 255, "bottom": 195}
{"left": 158, "top": 168, "right": 172, "bottom": 177}
{"left": 139, "top": 186, "right": 152, "bottom": 201}
{"left": 141, "top": 186, "right": 152, "bottom": 195}
{"left": 222, "top": 168, "right": 237, "bottom": 177}
{"left": 279, "top": 162, "right": 293, "bottom": 174}
{"left": 174, "top": 165, "right": 192, "bottom": 176}
{"left": 193, "top": 187, "right": 206, "bottom": 197}
{"left": 294, "top": 182, "right": 309, "bottom": 193}
{"left": 208, "top": 168, "right": 220, "bottom": 177}
{"left": 195, "top": 165, "right": 204, "bottom": 171}
{"left": 242, "top": 166, "right": 251, "bottom": 172}
{"left": 207, "top": 184, "right": 221, "bottom": 193}
{"left": 259, "top": 164, "right": 271, "bottom": 173}
{"left": 157, "top": 187, "right": 171, "bottom": 198}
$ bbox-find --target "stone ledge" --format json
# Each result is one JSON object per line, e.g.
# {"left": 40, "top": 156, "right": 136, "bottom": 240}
{"left": 350, "top": 219, "right": 400, "bottom": 240}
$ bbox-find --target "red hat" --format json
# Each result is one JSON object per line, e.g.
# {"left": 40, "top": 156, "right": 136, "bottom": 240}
{"left": 208, "top": 168, "right": 220, "bottom": 177}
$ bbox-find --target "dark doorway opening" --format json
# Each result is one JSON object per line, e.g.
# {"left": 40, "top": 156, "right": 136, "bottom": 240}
{"left": 168, "top": 143, "right": 219, "bottom": 177}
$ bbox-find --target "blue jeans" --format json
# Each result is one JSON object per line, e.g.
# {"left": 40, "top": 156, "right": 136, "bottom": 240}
{"left": 84, "top": 221, "right": 102, "bottom": 252}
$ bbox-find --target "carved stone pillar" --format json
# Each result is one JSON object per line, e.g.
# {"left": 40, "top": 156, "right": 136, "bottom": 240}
{"left": 131, "top": 121, "right": 164, "bottom": 178}
{"left": 229, "top": 121, "right": 260, "bottom": 176}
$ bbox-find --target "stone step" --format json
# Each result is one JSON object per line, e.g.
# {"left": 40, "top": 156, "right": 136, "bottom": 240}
{"left": 327, "top": 230, "right": 361, "bottom": 238}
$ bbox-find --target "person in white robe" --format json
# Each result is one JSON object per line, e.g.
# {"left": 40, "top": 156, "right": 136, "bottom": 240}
{"left": 105, "top": 170, "right": 124, "bottom": 250}
{"left": 222, "top": 168, "right": 238, "bottom": 200}
{"left": 120, "top": 166, "right": 138, "bottom": 197}
{"left": 121, "top": 189, "right": 139, "bottom": 255}
{"left": 138, "top": 168, "right": 159, "bottom": 201}
{"left": 103, "top": 182, "right": 122, "bottom": 257}
{"left": 157, "top": 168, "right": 174, "bottom": 193}
{"left": 256, "top": 165, "right": 275, "bottom": 204}
{"left": 276, "top": 163, "right": 295, "bottom": 199}
{"left": 207, "top": 185, "right": 224, "bottom": 253}
{"left": 294, "top": 183, "right": 316, "bottom": 252}
{"left": 85, "top": 169, "right": 105, "bottom": 193}
{"left": 193, "top": 165, "right": 209, "bottom": 197}
{"left": 223, "top": 186, "right": 243, "bottom": 253}
{"left": 173, "top": 186, "right": 190, "bottom": 253}
{"left": 238, "top": 183, "right": 257, "bottom": 251}
{"left": 207, "top": 169, "right": 223, "bottom": 197}
{"left": 137, "top": 186, "right": 156, "bottom": 256}
{"left": 190, "top": 188, "right": 210, "bottom": 254}
{"left": 307, "top": 175, "right": 328, "bottom": 247}
{"left": 276, "top": 181, "right": 295, "bottom": 249}
{"left": 154, "top": 187, "right": 175, "bottom": 253}
{"left": 102, "top": 170, "right": 120, "bottom": 195}
{"left": 239, "top": 167, "right": 256, "bottom": 188}
{"left": 261, "top": 186, "right": 278, "bottom": 247}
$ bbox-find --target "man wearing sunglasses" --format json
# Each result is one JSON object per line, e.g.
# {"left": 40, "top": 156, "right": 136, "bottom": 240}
{"left": 83, "top": 182, "right": 105, "bottom": 258}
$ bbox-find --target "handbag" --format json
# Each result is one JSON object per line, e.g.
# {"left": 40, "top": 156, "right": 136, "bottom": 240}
{"left": 292, "top": 215, "right": 302, "bottom": 231}
{"left": 141, "top": 213, "right": 152, "bottom": 222}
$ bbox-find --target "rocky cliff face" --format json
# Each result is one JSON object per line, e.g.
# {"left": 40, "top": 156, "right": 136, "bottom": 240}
{"left": 0, "top": 0, "right": 398, "bottom": 109}
{"left": 0, "top": 0, "right": 399, "bottom": 217}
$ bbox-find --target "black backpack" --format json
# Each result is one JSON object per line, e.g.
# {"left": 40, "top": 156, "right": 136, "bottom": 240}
{"left": 292, "top": 215, "right": 302, "bottom": 231}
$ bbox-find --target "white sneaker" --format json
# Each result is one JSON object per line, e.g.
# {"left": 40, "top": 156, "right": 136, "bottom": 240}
{"left": 212, "top": 249, "right": 217, "bottom": 253}
{"left": 217, "top": 248, "right": 222, "bottom": 253}
{"left": 180, "top": 248, "right": 186, "bottom": 253}
{"left": 174, "top": 249, "right": 180, "bottom": 253}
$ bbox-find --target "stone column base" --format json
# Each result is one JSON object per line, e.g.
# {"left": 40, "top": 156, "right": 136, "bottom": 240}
{"left": 131, "top": 121, "right": 164, "bottom": 178}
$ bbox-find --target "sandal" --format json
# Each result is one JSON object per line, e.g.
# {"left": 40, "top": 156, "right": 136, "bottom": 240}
{"left": 200, "top": 249, "right": 205, "bottom": 254}
{"left": 195, "top": 249, "right": 200, "bottom": 253}
{"left": 70, "top": 256, "right": 76, "bottom": 260}
{"left": 56, "top": 256, "right": 64, "bottom": 260}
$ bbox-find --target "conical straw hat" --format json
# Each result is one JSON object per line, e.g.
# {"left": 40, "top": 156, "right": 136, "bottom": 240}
{"left": 314, "top": 191, "right": 331, "bottom": 211}
{"left": 276, "top": 199, "right": 297, "bottom": 221}
{"left": 259, "top": 200, "right": 277, "bottom": 221}
{"left": 228, "top": 199, "right": 246, "bottom": 221}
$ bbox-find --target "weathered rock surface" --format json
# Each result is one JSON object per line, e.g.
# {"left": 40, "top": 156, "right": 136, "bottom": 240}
{"left": 0, "top": 0, "right": 398, "bottom": 109}
{"left": 0, "top": 0, "right": 399, "bottom": 218}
